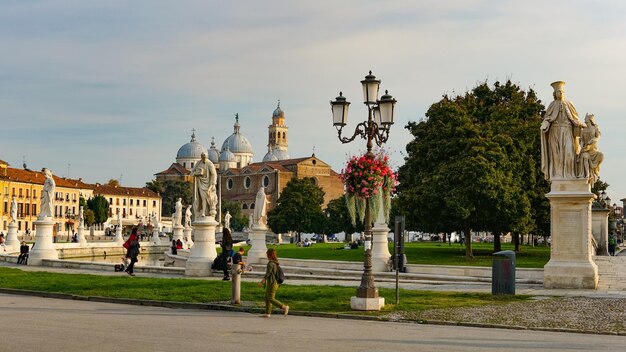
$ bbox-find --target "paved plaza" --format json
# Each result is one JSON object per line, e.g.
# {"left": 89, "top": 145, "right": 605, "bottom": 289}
{"left": 2, "top": 293, "right": 625, "bottom": 352}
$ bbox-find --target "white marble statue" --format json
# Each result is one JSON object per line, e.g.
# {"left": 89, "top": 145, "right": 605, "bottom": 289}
{"left": 39, "top": 168, "right": 55, "bottom": 220}
{"left": 185, "top": 205, "right": 193, "bottom": 227}
{"left": 190, "top": 152, "right": 218, "bottom": 218}
{"left": 224, "top": 210, "right": 232, "bottom": 230}
{"left": 253, "top": 186, "right": 269, "bottom": 227}
{"left": 117, "top": 211, "right": 122, "bottom": 226}
{"left": 541, "top": 81, "right": 586, "bottom": 181}
{"left": 10, "top": 196, "right": 17, "bottom": 224}
{"left": 151, "top": 212, "right": 159, "bottom": 229}
{"left": 172, "top": 198, "right": 183, "bottom": 227}
{"left": 577, "top": 113, "right": 604, "bottom": 185}
{"left": 248, "top": 214, "right": 254, "bottom": 229}
{"left": 78, "top": 205, "right": 84, "bottom": 228}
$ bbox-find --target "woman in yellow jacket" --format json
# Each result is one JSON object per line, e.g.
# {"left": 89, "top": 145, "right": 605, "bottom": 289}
{"left": 258, "top": 248, "right": 289, "bottom": 317}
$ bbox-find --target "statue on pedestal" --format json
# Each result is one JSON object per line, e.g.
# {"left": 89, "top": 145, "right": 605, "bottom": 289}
{"left": 224, "top": 211, "right": 232, "bottom": 230}
{"left": 185, "top": 205, "right": 193, "bottom": 228}
{"left": 190, "top": 153, "right": 218, "bottom": 219}
{"left": 540, "top": 81, "right": 586, "bottom": 181}
{"left": 253, "top": 186, "right": 269, "bottom": 228}
{"left": 172, "top": 198, "right": 183, "bottom": 227}
{"left": 78, "top": 205, "right": 85, "bottom": 228}
{"left": 577, "top": 113, "right": 604, "bottom": 185}
{"left": 39, "top": 168, "right": 55, "bottom": 220}
{"left": 10, "top": 196, "right": 17, "bottom": 224}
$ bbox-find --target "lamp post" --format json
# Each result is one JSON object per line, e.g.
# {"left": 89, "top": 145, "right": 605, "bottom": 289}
{"left": 330, "top": 71, "right": 397, "bottom": 302}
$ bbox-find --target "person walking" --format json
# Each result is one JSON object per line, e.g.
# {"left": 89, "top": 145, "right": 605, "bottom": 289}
{"left": 124, "top": 227, "right": 140, "bottom": 276}
{"left": 608, "top": 232, "right": 617, "bottom": 256}
{"left": 220, "top": 228, "right": 234, "bottom": 281}
{"left": 258, "top": 248, "right": 288, "bottom": 317}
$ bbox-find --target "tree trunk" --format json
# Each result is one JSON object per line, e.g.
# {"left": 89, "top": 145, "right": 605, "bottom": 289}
{"left": 513, "top": 233, "right": 521, "bottom": 252}
{"left": 464, "top": 224, "right": 473, "bottom": 259}
{"left": 493, "top": 232, "right": 502, "bottom": 253}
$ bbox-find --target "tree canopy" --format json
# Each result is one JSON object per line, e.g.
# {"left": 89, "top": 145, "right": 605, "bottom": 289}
{"left": 146, "top": 179, "right": 192, "bottom": 216}
{"left": 396, "top": 80, "right": 548, "bottom": 258}
{"left": 86, "top": 195, "right": 110, "bottom": 224}
{"left": 267, "top": 177, "right": 325, "bottom": 241}
{"left": 323, "top": 196, "right": 363, "bottom": 236}
{"left": 221, "top": 199, "right": 249, "bottom": 232}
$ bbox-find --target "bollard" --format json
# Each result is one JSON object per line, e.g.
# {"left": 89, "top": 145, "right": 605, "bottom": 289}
{"left": 492, "top": 250, "right": 516, "bottom": 295}
{"left": 231, "top": 265, "right": 241, "bottom": 305}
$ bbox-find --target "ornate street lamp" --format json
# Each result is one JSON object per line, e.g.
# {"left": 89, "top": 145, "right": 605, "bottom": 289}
{"left": 330, "top": 70, "right": 397, "bottom": 301}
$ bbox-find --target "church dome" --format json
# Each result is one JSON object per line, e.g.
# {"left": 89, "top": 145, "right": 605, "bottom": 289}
{"left": 263, "top": 150, "right": 279, "bottom": 162}
{"left": 271, "top": 149, "right": 290, "bottom": 160}
{"left": 221, "top": 114, "right": 253, "bottom": 154}
{"left": 219, "top": 147, "right": 236, "bottom": 162}
{"left": 272, "top": 102, "right": 284, "bottom": 119}
{"left": 207, "top": 137, "right": 220, "bottom": 164}
{"left": 176, "top": 131, "right": 208, "bottom": 159}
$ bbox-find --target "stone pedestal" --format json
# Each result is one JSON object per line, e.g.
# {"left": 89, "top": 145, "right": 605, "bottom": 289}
{"left": 372, "top": 222, "right": 392, "bottom": 272}
{"left": 185, "top": 217, "right": 219, "bottom": 276}
{"left": 246, "top": 226, "right": 268, "bottom": 264}
{"left": 544, "top": 179, "right": 598, "bottom": 289}
{"left": 151, "top": 227, "right": 161, "bottom": 245}
{"left": 172, "top": 225, "right": 184, "bottom": 245}
{"left": 114, "top": 225, "right": 124, "bottom": 245}
{"left": 28, "top": 218, "right": 58, "bottom": 266}
{"left": 77, "top": 224, "right": 88, "bottom": 247}
{"left": 5, "top": 222, "right": 20, "bottom": 252}
{"left": 350, "top": 296, "right": 385, "bottom": 311}
{"left": 591, "top": 208, "right": 610, "bottom": 256}
{"left": 183, "top": 226, "right": 193, "bottom": 248}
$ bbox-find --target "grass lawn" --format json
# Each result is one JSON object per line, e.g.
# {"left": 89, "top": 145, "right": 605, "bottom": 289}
{"left": 0, "top": 267, "right": 529, "bottom": 314}
{"left": 257, "top": 242, "right": 550, "bottom": 268}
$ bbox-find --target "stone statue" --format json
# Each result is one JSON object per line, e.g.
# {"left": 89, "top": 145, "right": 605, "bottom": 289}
{"left": 185, "top": 205, "right": 192, "bottom": 227}
{"left": 172, "top": 198, "right": 183, "bottom": 226}
{"left": 577, "top": 113, "right": 604, "bottom": 184}
{"left": 253, "top": 186, "right": 269, "bottom": 227}
{"left": 151, "top": 212, "right": 159, "bottom": 229}
{"left": 190, "top": 152, "right": 218, "bottom": 218}
{"left": 78, "top": 205, "right": 84, "bottom": 228}
{"left": 248, "top": 214, "right": 254, "bottom": 229}
{"left": 10, "top": 196, "right": 17, "bottom": 223}
{"left": 224, "top": 211, "right": 232, "bottom": 230}
{"left": 118, "top": 211, "right": 122, "bottom": 226}
{"left": 39, "top": 168, "right": 55, "bottom": 219}
{"left": 541, "top": 81, "right": 586, "bottom": 181}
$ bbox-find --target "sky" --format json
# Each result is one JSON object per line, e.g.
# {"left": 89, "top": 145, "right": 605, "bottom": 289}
{"left": 2, "top": 0, "right": 626, "bottom": 203}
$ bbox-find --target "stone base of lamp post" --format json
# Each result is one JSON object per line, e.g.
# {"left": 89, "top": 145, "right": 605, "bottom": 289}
{"left": 350, "top": 296, "right": 385, "bottom": 311}
{"left": 5, "top": 222, "right": 20, "bottom": 252}
{"left": 151, "top": 228, "right": 161, "bottom": 245}
{"left": 246, "top": 225, "right": 268, "bottom": 264}
{"left": 371, "top": 222, "right": 392, "bottom": 272}
{"left": 185, "top": 217, "right": 219, "bottom": 277}
{"left": 114, "top": 225, "right": 124, "bottom": 245}
{"left": 77, "top": 224, "right": 88, "bottom": 247}
{"left": 183, "top": 226, "right": 193, "bottom": 248}
{"left": 544, "top": 179, "right": 598, "bottom": 289}
{"left": 172, "top": 225, "right": 184, "bottom": 245}
{"left": 28, "top": 218, "right": 58, "bottom": 266}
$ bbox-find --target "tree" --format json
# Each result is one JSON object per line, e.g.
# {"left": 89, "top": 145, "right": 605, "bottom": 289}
{"left": 221, "top": 199, "right": 249, "bottom": 231}
{"left": 87, "top": 195, "right": 110, "bottom": 224}
{"left": 323, "top": 196, "right": 362, "bottom": 237}
{"left": 396, "top": 80, "right": 545, "bottom": 258}
{"left": 267, "top": 177, "right": 325, "bottom": 242}
{"left": 146, "top": 179, "right": 192, "bottom": 216}
{"left": 107, "top": 179, "right": 120, "bottom": 187}
{"left": 84, "top": 209, "right": 96, "bottom": 227}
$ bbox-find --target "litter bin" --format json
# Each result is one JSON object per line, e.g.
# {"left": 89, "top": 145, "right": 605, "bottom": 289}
{"left": 492, "top": 250, "right": 515, "bottom": 295}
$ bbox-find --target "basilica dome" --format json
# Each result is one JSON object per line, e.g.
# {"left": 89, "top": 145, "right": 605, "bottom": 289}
{"left": 176, "top": 131, "right": 208, "bottom": 160}
{"left": 221, "top": 114, "right": 253, "bottom": 155}
{"left": 207, "top": 137, "right": 220, "bottom": 164}
{"left": 262, "top": 150, "right": 279, "bottom": 162}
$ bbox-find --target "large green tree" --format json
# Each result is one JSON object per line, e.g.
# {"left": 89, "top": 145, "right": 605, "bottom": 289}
{"left": 267, "top": 177, "right": 325, "bottom": 242}
{"left": 396, "top": 80, "right": 546, "bottom": 258}
{"left": 323, "top": 196, "right": 363, "bottom": 237}
{"left": 87, "top": 195, "right": 110, "bottom": 224}
{"left": 146, "top": 179, "right": 192, "bottom": 216}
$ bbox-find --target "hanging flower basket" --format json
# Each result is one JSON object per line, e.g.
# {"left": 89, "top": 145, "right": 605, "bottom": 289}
{"left": 340, "top": 150, "right": 397, "bottom": 225}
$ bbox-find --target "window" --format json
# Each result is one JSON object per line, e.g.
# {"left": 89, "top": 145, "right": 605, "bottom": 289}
{"left": 130, "top": 208, "right": 133, "bottom": 215}
{"left": 116, "top": 199, "right": 120, "bottom": 205}
{"left": 191, "top": 162, "right": 194, "bottom": 168}
{"left": 3, "top": 202, "right": 6, "bottom": 214}
{"left": 26, "top": 189, "right": 30, "bottom": 198}
{"left": 251, "top": 203, "right": 255, "bottom": 209}
{"left": 25, "top": 204, "right": 30, "bottom": 215}
{"left": 244, "top": 176, "right": 251, "bottom": 189}
{"left": 33, "top": 189, "right": 36, "bottom": 198}
{"left": 153, "top": 200, "right": 156, "bottom": 207}
{"left": 25, "top": 221, "right": 28, "bottom": 231}
{"left": 123, "top": 199, "right": 126, "bottom": 206}
{"left": 130, "top": 199, "right": 134, "bottom": 206}
{"left": 242, "top": 203, "right": 248, "bottom": 209}
{"left": 227, "top": 178, "right": 233, "bottom": 190}
{"left": 109, "top": 198, "right": 113, "bottom": 204}
{"left": 12, "top": 188, "right": 15, "bottom": 196}
{"left": 33, "top": 204, "right": 37, "bottom": 216}
{"left": 263, "top": 175, "right": 270, "bottom": 187}
{"left": 143, "top": 200, "right": 147, "bottom": 207}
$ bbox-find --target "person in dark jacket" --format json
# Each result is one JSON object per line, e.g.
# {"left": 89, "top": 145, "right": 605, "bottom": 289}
{"left": 17, "top": 241, "right": 29, "bottom": 264}
{"left": 171, "top": 240, "right": 178, "bottom": 255}
{"left": 220, "top": 228, "right": 234, "bottom": 280}
{"left": 125, "top": 227, "right": 140, "bottom": 276}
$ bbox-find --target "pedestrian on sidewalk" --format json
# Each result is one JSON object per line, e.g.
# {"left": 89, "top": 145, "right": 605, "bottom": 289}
{"left": 124, "top": 227, "right": 140, "bottom": 276}
{"left": 221, "top": 228, "right": 233, "bottom": 281}
{"left": 258, "top": 248, "right": 288, "bottom": 317}
{"left": 608, "top": 232, "right": 617, "bottom": 256}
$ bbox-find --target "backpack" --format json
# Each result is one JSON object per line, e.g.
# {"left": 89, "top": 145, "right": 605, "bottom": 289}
{"left": 276, "top": 263, "right": 285, "bottom": 284}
